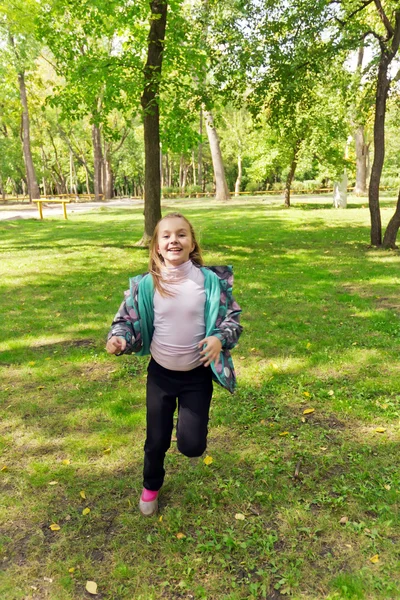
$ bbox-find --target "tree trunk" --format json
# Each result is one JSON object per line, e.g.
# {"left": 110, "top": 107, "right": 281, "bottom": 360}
{"left": 235, "top": 154, "right": 242, "bottom": 197}
{"left": 369, "top": 55, "right": 390, "bottom": 246}
{"left": 168, "top": 156, "right": 172, "bottom": 187}
{"left": 92, "top": 123, "right": 103, "bottom": 201}
{"left": 139, "top": 0, "right": 168, "bottom": 245}
{"left": 284, "top": 139, "right": 301, "bottom": 207}
{"left": 18, "top": 71, "right": 40, "bottom": 201}
{"left": 103, "top": 143, "right": 114, "bottom": 200}
{"left": 84, "top": 164, "right": 91, "bottom": 195}
{"left": 198, "top": 107, "right": 203, "bottom": 189}
{"left": 192, "top": 150, "right": 197, "bottom": 186}
{"left": 354, "top": 126, "right": 368, "bottom": 195}
{"left": 382, "top": 188, "right": 400, "bottom": 248}
{"left": 160, "top": 143, "right": 164, "bottom": 189}
{"left": 204, "top": 109, "right": 230, "bottom": 201}
{"left": 179, "top": 154, "right": 184, "bottom": 190}
{"left": 333, "top": 172, "right": 348, "bottom": 208}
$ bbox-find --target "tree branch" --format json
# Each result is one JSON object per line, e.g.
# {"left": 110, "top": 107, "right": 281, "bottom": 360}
{"left": 373, "top": 0, "right": 394, "bottom": 37}
{"left": 346, "top": 0, "right": 374, "bottom": 21}
{"left": 391, "top": 12, "right": 400, "bottom": 56}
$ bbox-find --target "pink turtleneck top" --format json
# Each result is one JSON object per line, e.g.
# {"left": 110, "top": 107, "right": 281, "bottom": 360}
{"left": 150, "top": 260, "right": 206, "bottom": 371}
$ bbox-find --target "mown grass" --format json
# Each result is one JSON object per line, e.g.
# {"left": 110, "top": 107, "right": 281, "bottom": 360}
{"left": 0, "top": 195, "right": 399, "bottom": 600}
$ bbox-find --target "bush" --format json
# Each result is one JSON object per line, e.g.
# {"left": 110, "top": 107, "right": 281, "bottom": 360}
{"left": 245, "top": 181, "right": 260, "bottom": 193}
{"left": 162, "top": 186, "right": 180, "bottom": 198}
{"left": 380, "top": 176, "right": 400, "bottom": 190}
{"left": 186, "top": 185, "right": 203, "bottom": 197}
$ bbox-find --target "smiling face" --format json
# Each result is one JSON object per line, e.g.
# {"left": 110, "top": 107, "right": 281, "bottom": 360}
{"left": 157, "top": 217, "right": 195, "bottom": 268}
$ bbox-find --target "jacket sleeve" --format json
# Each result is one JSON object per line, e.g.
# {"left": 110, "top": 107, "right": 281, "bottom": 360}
{"left": 212, "top": 277, "right": 243, "bottom": 350}
{"left": 107, "top": 288, "right": 143, "bottom": 355}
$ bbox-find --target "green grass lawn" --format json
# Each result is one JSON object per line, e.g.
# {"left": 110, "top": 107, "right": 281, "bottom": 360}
{"left": 0, "top": 195, "right": 399, "bottom": 600}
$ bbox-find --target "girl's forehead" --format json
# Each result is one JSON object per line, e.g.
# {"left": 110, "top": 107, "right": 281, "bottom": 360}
{"left": 158, "top": 217, "right": 190, "bottom": 233}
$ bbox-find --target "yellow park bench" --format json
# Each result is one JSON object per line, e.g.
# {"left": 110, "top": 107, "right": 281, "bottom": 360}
{"left": 35, "top": 197, "right": 71, "bottom": 220}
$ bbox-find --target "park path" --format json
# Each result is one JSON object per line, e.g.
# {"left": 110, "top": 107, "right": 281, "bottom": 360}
{"left": 0, "top": 198, "right": 143, "bottom": 221}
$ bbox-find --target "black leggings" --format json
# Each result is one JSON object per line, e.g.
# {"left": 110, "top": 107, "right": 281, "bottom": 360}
{"left": 143, "top": 358, "right": 213, "bottom": 491}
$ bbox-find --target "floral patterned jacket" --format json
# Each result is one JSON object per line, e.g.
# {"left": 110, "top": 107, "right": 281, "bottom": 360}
{"left": 107, "top": 264, "right": 243, "bottom": 393}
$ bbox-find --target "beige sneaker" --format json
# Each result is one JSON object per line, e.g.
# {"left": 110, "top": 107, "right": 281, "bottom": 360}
{"left": 139, "top": 489, "right": 159, "bottom": 516}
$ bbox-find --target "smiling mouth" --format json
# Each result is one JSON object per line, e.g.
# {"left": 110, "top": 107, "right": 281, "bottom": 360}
{"left": 167, "top": 247, "right": 182, "bottom": 252}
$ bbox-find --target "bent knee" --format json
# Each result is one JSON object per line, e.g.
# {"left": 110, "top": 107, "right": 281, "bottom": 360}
{"left": 177, "top": 436, "right": 206, "bottom": 458}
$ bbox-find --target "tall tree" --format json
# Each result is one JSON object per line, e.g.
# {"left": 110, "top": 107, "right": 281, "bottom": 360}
{"left": 0, "top": 0, "right": 41, "bottom": 200}
{"left": 140, "top": 0, "right": 168, "bottom": 244}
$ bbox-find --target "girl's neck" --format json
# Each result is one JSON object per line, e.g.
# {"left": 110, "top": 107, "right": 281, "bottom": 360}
{"left": 162, "top": 259, "right": 193, "bottom": 280}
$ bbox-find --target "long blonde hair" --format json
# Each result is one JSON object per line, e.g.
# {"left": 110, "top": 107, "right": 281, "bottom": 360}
{"left": 149, "top": 212, "right": 204, "bottom": 296}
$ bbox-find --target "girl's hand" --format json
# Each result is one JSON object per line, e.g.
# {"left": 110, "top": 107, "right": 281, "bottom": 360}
{"left": 106, "top": 336, "right": 127, "bottom": 354}
{"left": 198, "top": 336, "right": 222, "bottom": 367}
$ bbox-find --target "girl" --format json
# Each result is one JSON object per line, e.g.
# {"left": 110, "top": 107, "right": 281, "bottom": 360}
{"left": 106, "top": 213, "right": 242, "bottom": 516}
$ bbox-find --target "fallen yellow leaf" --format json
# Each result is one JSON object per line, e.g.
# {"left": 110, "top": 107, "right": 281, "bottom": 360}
{"left": 1, "top": 466, "right": 8, "bottom": 472}
{"left": 68, "top": 567, "right": 75, "bottom": 574}
{"left": 103, "top": 448, "right": 111, "bottom": 454}
{"left": 79, "top": 490, "right": 86, "bottom": 499}
{"left": 48, "top": 481, "right": 58, "bottom": 485}
{"left": 369, "top": 554, "right": 380, "bottom": 564}
{"left": 203, "top": 455, "right": 213, "bottom": 465}
{"left": 159, "top": 516, "right": 163, "bottom": 522}
{"left": 37, "top": 386, "right": 45, "bottom": 390}
{"left": 384, "top": 484, "right": 391, "bottom": 491}
{"left": 339, "top": 516, "right": 348, "bottom": 524}
{"left": 49, "top": 524, "right": 61, "bottom": 531}
{"left": 28, "top": 361, "right": 36, "bottom": 366}
{"left": 85, "top": 581, "right": 98, "bottom": 595}
{"left": 62, "top": 459, "right": 71, "bottom": 465}
{"left": 328, "top": 390, "right": 335, "bottom": 396}
{"left": 235, "top": 513, "right": 245, "bottom": 520}
{"left": 279, "top": 431, "right": 289, "bottom": 436}
{"left": 250, "top": 347, "right": 256, "bottom": 352}
{"left": 306, "top": 342, "right": 311, "bottom": 349}
{"left": 303, "top": 391, "right": 311, "bottom": 397}
{"left": 176, "top": 532, "right": 186, "bottom": 539}
{"left": 375, "top": 427, "right": 386, "bottom": 433}
{"left": 240, "top": 356, "right": 245, "bottom": 360}
{"left": 82, "top": 507, "right": 91, "bottom": 516}
{"left": 303, "top": 408, "right": 315, "bottom": 415}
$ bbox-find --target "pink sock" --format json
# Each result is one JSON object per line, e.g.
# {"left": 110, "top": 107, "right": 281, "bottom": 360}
{"left": 141, "top": 488, "right": 158, "bottom": 502}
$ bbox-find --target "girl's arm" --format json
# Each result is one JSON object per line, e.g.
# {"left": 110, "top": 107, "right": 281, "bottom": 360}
{"left": 106, "top": 291, "right": 142, "bottom": 355}
{"left": 213, "top": 288, "right": 243, "bottom": 350}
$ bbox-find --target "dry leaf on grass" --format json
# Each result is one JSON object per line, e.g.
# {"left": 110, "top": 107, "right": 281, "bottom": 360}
{"left": 82, "top": 507, "right": 91, "bottom": 515}
{"left": 1, "top": 466, "right": 8, "bottom": 472}
{"left": 235, "top": 513, "right": 245, "bottom": 520}
{"left": 49, "top": 523, "right": 60, "bottom": 531}
{"left": 48, "top": 481, "right": 58, "bottom": 485}
{"left": 375, "top": 427, "right": 386, "bottom": 433}
{"left": 303, "top": 408, "right": 315, "bottom": 415}
{"left": 80, "top": 490, "right": 86, "bottom": 499}
{"left": 103, "top": 448, "right": 111, "bottom": 454}
{"left": 369, "top": 554, "right": 380, "bottom": 564}
{"left": 85, "top": 581, "right": 98, "bottom": 595}
{"left": 176, "top": 532, "right": 186, "bottom": 539}
{"left": 339, "top": 516, "right": 348, "bottom": 524}
{"left": 279, "top": 431, "right": 289, "bottom": 436}
{"left": 203, "top": 455, "right": 213, "bottom": 465}
{"left": 62, "top": 459, "right": 71, "bottom": 465}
